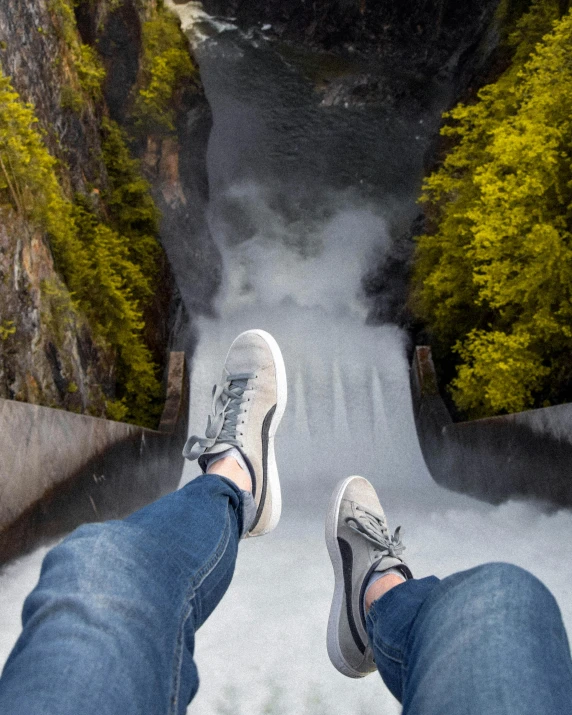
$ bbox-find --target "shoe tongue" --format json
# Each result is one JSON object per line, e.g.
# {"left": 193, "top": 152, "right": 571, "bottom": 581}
{"left": 372, "top": 556, "right": 403, "bottom": 573}
{"left": 198, "top": 442, "right": 235, "bottom": 472}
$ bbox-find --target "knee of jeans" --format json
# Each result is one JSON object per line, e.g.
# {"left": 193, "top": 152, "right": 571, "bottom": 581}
{"left": 462, "top": 562, "right": 558, "bottom": 619}
{"left": 40, "top": 522, "right": 149, "bottom": 591}
{"left": 22, "top": 523, "right": 140, "bottom": 622}
{"left": 55, "top": 521, "right": 128, "bottom": 558}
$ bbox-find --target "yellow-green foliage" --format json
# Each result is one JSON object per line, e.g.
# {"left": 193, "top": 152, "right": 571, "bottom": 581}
{"left": 50, "top": 0, "right": 106, "bottom": 106}
{"left": 72, "top": 198, "right": 162, "bottom": 425}
{"left": 0, "top": 320, "right": 16, "bottom": 340}
{"left": 412, "top": 1, "right": 572, "bottom": 418}
{"left": 76, "top": 44, "right": 106, "bottom": 101}
{"left": 0, "top": 70, "right": 162, "bottom": 426}
{"left": 0, "top": 72, "right": 83, "bottom": 274}
{"left": 40, "top": 279, "right": 81, "bottom": 347}
{"left": 0, "top": 74, "right": 52, "bottom": 213}
{"left": 133, "top": 1, "right": 195, "bottom": 134}
{"left": 100, "top": 116, "right": 161, "bottom": 287}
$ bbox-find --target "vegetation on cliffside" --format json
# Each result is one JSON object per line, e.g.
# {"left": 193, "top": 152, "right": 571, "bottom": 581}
{"left": 132, "top": 3, "right": 196, "bottom": 136}
{"left": 0, "top": 0, "right": 198, "bottom": 425}
{"left": 51, "top": 0, "right": 107, "bottom": 109}
{"left": 411, "top": 0, "right": 572, "bottom": 418}
{"left": 0, "top": 71, "right": 162, "bottom": 425}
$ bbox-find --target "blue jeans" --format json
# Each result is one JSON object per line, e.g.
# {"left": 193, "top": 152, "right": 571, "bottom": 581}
{"left": 1, "top": 475, "right": 571, "bottom": 714}
{"left": 368, "top": 565, "right": 572, "bottom": 714}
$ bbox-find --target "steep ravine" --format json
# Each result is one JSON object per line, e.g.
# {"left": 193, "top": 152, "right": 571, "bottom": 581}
{"left": 171, "top": 0, "right": 504, "bottom": 333}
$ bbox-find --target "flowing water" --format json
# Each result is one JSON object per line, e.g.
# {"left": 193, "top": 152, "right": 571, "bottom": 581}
{"left": 1, "top": 5, "right": 572, "bottom": 714}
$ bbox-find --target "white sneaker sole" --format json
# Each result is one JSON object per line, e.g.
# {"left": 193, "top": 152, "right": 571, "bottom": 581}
{"left": 234, "top": 329, "right": 287, "bottom": 537}
{"left": 325, "top": 475, "right": 371, "bottom": 678}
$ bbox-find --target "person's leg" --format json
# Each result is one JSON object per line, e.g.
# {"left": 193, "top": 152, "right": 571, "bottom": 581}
{"left": 0, "top": 328, "right": 287, "bottom": 715}
{"left": 0, "top": 471, "right": 251, "bottom": 715}
{"left": 326, "top": 476, "right": 572, "bottom": 714}
{"left": 366, "top": 563, "right": 572, "bottom": 714}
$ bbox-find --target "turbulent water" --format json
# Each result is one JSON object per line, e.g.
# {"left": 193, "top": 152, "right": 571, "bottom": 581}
{"left": 1, "top": 5, "right": 572, "bottom": 715}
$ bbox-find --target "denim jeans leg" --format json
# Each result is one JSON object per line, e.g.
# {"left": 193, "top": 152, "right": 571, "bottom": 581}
{"left": 366, "top": 575, "right": 440, "bottom": 699}
{"left": 367, "top": 563, "right": 572, "bottom": 715}
{"left": 0, "top": 474, "right": 252, "bottom": 715}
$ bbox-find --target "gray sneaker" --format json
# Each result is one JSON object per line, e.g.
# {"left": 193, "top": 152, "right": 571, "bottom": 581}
{"left": 325, "top": 476, "right": 412, "bottom": 677}
{"left": 183, "top": 329, "right": 287, "bottom": 537}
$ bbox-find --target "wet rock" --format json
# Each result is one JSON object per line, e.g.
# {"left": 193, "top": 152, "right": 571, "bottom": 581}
{"left": 201, "top": 0, "right": 499, "bottom": 87}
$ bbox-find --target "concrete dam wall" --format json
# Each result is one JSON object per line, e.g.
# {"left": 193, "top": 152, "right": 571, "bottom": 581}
{"left": 412, "top": 346, "right": 572, "bottom": 508}
{"left": 0, "top": 353, "right": 188, "bottom": 565}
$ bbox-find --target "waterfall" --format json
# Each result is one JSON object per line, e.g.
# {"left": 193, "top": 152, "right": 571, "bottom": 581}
{"left": 181, "top": 189, "right": 431, "bottom": 504}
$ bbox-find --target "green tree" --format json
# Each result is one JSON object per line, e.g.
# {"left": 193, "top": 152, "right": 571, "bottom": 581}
{"left": 50, "top": 0, "right": 106, "bottom": 107}
{"left": 73, "top": 200, "right": 162, "bottom": 425}
{"left": 411, "top": 1, "right": 572, "bottom": 418}
{"left": 101, "top": 117, "right": 162, "bottom": 297}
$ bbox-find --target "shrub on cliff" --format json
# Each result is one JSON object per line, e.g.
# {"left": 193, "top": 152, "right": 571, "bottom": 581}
{"left": 0, "top": 71, "right": 162, "bottom": 426}
{"left": 50, "top": 0, "right": 106, "bottom": 107}
{"left": 411, "top": 1, "right": 572, "bottom": 418}
{"left": 0, "top": 72, "right": 86, "bottom": 277}
{"left": 100, "top": 117, "right": 161, "bottom": 294}
{"left": 72, "top": 199, "right": 161, "bottom": 424}
{"left": 132, "top": 1, "right": 196, "bottom": 135}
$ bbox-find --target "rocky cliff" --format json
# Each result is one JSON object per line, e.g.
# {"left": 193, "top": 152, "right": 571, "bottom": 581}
{"left": 0, "top": 0, "right": 210, "bottom": 422}
{"left": 0, "top": 1, "right": 115, "bottom": 411}
{"left": 199, "top": 0, "right": 500, "bottom": 90}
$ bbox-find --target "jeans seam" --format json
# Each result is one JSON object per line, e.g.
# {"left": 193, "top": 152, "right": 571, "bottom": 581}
{"left": 368, "top": 607, "right": 404, "bottom": 664}
{"left": 377, "top": 643, "right": 404, "bottom": 663}
{"left": 168, "top": 509, "right": 232, "bottom": 715}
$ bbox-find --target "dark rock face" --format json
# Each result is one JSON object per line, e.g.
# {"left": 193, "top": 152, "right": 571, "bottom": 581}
{"left": 94, "top": 1, "right": 220, "bottom": 336}
{"left": 141, "top": 93, "right": 221, "bottom": 326}
{"left": 201, "top": 0, "right": 499, "bottom": 81}
{"left": 0, "top": 208, "right": 117, "bottom": 409}
{"left": 0, "top": 210, "right": 103, "bottom": 409}
{"left": 0, "top": 3, "right": 114, "bottom": 411}
{"left": 363, "top": 213, "right": 425, "bottom": 327}
{"left": 0, "top": 4, "right": 114, "bottom": 195}
{"left": 97, "top": 1, "right": 144, "bottom": 122}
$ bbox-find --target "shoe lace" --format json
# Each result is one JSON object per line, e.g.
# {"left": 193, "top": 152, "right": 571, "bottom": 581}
{"left": 345, "top": 505, "right": 405, "bottom": 559}
{"left": 183, "top": 371, "right": 256, "bottom": 460}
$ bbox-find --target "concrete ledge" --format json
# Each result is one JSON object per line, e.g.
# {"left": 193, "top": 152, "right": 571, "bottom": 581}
{"left": 411, "top": 346, "right": 572, "bottom": 507}
{"left": 0, "top": 352, "right": 189, "bottom": 564}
